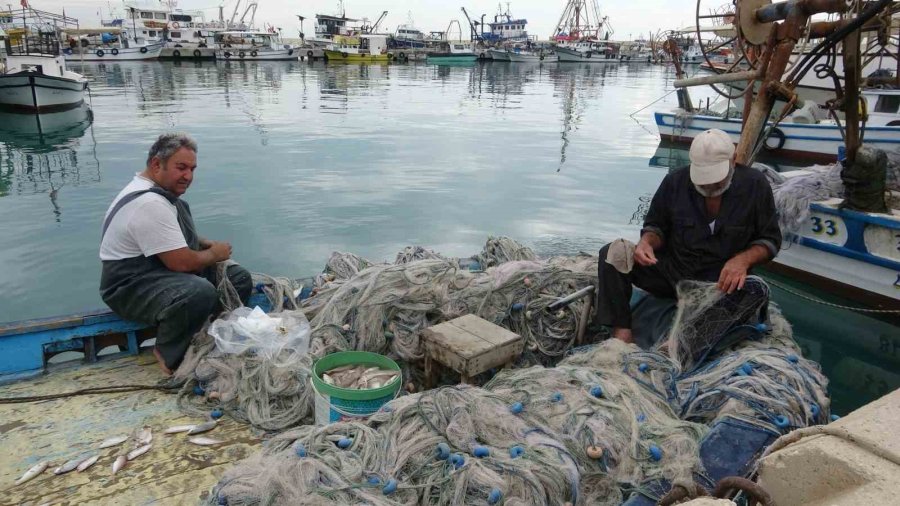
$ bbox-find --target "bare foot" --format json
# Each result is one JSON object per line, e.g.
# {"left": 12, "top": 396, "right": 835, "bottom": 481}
{"left": 153, "top": 347, "right": 173, "bottom": 376}
{"left": 612, "top": 327, "right": 634, "bottom": 344}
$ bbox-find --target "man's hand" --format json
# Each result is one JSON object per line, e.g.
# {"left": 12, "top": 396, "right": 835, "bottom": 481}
{"left": 634, "top": 238, "right": 658, "bottom": 267}
{"left": 208, "top": 241, "right": 232, "bottom": 262}
{"left": 718, "top": 256, "right": 749, "bottom": 294}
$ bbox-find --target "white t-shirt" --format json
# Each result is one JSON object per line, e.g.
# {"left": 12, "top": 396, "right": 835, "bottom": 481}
{"left": 99, "top": 174, "right": 188, "bottom": 261}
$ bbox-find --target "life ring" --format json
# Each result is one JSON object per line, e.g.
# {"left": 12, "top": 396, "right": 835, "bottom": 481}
{"left": 288, "top": 49, "right": 294, "bottom": 56}
{"left": 193, "top": 49, "right": 202, "bottom": 58}
{"left": 140, "top": 46, "right": 148, "bottom": 54}
{"left": 585, "top": 51, "right": 592, "bottom": 59}
{"left": 239, "top": 51, "right": 246, "bottom": 58}
{"left": 96, "top": 49, "right": 104, "bottom": 57}
{"left": 111, "top": 48, "right": 118, "bottom": 56}
{"left": 399, "top": 52, "right": 406, "bottom": 59}
{"left": 173, "top": 49, "right": 181, "bottom": 58}
{"left": 763, "top": 127, "right": 786, "bottom": 151}
{"left": 172, "top": 21, "right": 180, "bottom": 29}
{"left": 540, "top": 54, "right": 545, "bottom": 61}
{"left": 307, "top": 50, "right": 314, "bottom": 58}
{"left": 223, "top": 51, "right": 231, "bottom": 58}
{"left": 341, "top": 51, "right": 348, "bottom": 58}
{"left": 251, "top": 50, "right": 258, "bottom": 57}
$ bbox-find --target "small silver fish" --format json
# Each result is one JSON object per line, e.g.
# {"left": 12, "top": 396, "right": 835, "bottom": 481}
{"left": 126, "top": 444, "right": 152, "bottom": 461}
{"left": 99, "top": 435, "right": 128, "bottom": 449}
{"left": 53, "top": 457, "right": 84, "bottom": 475}
{"left": 112, "top": 455, "right": 127, "bottom": 474}
{"left": 76, "top": 455, "right": 100, "bottom": 472}
{"left": 164, "top": 424, "right": 196, "bottom": 434}
{"left": 188, "top": 436, "right": 223, "bottom": 446}
{"left": 15, "top": 461, "right": 48, "bottom": 485}
{"left": 186, "top": 420, "right": 217, "bottom": 435}
{"left": 135, "top": 426, "right": 153, "bottom": 446}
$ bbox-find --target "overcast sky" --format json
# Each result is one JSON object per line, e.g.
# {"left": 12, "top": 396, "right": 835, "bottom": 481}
{"left": 28, "top": 0, "right": 696, "bottom": 41}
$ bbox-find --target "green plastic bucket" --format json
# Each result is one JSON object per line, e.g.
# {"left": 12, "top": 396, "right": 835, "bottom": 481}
{"left": 311, "top": 351, "right": 402, "bottom": 425}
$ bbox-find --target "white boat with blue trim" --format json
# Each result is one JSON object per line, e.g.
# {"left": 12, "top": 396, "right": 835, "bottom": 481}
{"left": 768, "top": 194, "right": 900, "bottom": 307}
{"left": 656, "top": 89, "right": 900, "bottom": 163}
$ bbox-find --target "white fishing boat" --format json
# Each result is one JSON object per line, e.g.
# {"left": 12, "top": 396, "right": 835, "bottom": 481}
{"left": 551, "top": 0, "right": 617, "bottom": 63}
{"left": 506, "top": 48, "right": 548, "bottom": 63}
{"left": 769, "top": 192, "right": 900, "bottom": 308}
{"left": 488, "top": 48, "right": 510, "bottom": 61}
{"left": 555, "top": 41, "right": 618, "bottom": 63}
{"left": 66, "top": 25, "right": 163, "bottom": 61}
{"left": 482, "top": 4, "right": 531, "bottom": 44}
{"left": 214, "top": 30, "right": 296, "bottom": 61}
{"left": 115, "top": 1, "right": 231, "bottom": 60}
{"left": 656, "top": 89, "right": 900, "bottom": 163}
{"left": 0, "top": 9, "right": 87, "bottom": 114}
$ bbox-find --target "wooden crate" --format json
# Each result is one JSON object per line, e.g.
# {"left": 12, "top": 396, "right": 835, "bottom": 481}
{"left": 422, "top": 314, "right": 523, "bottom": 384}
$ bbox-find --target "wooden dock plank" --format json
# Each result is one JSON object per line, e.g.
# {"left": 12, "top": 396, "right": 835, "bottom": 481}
{"left": 0, "top": 353, "right": 261, "bottom": 505}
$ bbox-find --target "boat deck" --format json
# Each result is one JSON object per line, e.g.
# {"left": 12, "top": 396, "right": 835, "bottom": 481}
{"left": 0, "top": 353, "right": 261, "bottom": 505}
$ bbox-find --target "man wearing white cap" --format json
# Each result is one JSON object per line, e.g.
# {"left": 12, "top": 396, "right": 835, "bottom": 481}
{"left": 596, "top": 128, "right": 782, "bottom": 345}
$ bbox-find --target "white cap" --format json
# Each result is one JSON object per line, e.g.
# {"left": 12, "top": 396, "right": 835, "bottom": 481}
{"left": 689, "top": 129, "right": 735, "bottom": 185}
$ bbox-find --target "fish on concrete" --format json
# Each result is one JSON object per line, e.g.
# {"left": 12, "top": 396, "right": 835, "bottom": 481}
{"left": 76, "top": 455, "right": 99, "bottom": 472}
{"left": 126, "top": 444, "right": 152, "bottom": 461}
{"left": 112, "top": 455, "right": 127, "bottom": 475}
{"left": 98, "top": 435, "right": 128, "bottom": 449}
{"left": 186, "top": 421, "right": 217, "bottom": 435}
{"left": 164, "top": 424, "right": 196, "bottom": 434}
{"left": 15, "top": 461, "right": 48, "bottom": 485}
{"left": 188, "top": 436, "right": 223, "bottom": 446}
{"left": 53, "top": 457, "right": 85, "bottom": 475}
{"left": 135, "top": 426, "right": 152, "bottom": 446}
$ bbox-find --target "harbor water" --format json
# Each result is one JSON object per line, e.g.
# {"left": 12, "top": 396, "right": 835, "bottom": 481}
{"left": 0, "top": 60, "right": 895, "bottom": 413}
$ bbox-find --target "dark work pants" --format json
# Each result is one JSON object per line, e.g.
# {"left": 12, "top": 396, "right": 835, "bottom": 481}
{"left": 595, "top": 243, "right": 680, "bottom": 329}
{"left": 102, "top": 261, "right": 252, "bottom": 370}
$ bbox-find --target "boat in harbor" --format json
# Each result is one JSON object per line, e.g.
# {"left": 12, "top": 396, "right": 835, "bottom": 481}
{"left": 487, "top": 47, "right": 510, "bottom": 61}
{"left": 110, "top": 1, "right": 231, "bottom": 60}
{"left": 506, "top": 47, "right": 549, "bottom": 63}
{"left": 324, "top": 34, "right": 391, "bottom": 62}
{"left": 655, "top": 89, "right": 900, "bottom": 163}
{"left": 66, "top": 22, "right": 164, "bottom": 61}
{"left": 427, "top": 40, "right": 478, "bottom": 64}
{"left": 0, "top": 8, "right": 87, "bottom": 114}
{"left": 214, "top": 30, "right": 296, "bottom": 60}
{"left": 551, "top": 0, "right": 618, "bottom": 63}
{"left": 555, "top": 40, "right": 618, "bottom": 62}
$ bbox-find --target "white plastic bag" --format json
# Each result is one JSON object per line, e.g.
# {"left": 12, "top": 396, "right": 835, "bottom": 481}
{"left": 209, "top": 306, "right": 311, "bottom": 360}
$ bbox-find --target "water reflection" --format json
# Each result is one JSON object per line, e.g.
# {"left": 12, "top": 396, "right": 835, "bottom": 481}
{"left": 0, "top": 104, "right": 97, "bottom": 220}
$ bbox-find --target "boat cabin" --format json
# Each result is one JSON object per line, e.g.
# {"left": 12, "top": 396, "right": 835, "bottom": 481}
{"left": 330, "top": 34, "right": 388, "bottom": 55}
{"left": 214, "top": 31, "right": 282, "bottom": 50}
{"left": 863, "top": 89, "right": 900, "bottom": 127}
{"left": 315, "top": 14, "right": 357, "bottom": 38}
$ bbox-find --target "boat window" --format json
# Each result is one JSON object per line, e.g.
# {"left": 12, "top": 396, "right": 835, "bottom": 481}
{"left": 140, "top": 12, "right": 153, "bottom": 19}
{"left": 170, "top": 31, "right": 181, "bottom": 38}
{"left": 170, "top": 14, "right": 192, "bottom": 22}
{"left": 155, "top": 13, "right": 167, "bottom": 20}
{"left": 874, "top": 95, "right": 900, "bottom": 114}
{"left": 149, "top": 30, "right": 157, "bottom": 37}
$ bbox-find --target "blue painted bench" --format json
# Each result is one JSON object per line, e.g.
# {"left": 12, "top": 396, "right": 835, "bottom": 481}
{"left": 0, "top": 291, "right": 278, "bottom": 384}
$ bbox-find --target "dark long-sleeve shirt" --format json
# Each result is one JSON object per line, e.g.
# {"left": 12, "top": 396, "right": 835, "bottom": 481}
{"left": 641, "top": 164, "right": 782, "bottom": 282}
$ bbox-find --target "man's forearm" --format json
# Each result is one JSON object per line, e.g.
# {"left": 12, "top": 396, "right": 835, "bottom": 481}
{"left": 734, "top": 244, "right": 771, "bottom": 268}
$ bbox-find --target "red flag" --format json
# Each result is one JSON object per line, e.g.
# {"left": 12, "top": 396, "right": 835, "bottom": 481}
{"left": 20, "top": 0, "right": 28, "bottom": 8}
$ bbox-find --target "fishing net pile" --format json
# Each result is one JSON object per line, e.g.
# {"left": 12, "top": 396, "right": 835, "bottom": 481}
{"left": 204, "top": 282, "right": 830, "bottom": 505}
{"left": 172, "top": 237, "right": 598, "bottom": 432}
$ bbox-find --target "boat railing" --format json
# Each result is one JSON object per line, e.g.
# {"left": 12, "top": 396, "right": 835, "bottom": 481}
{"left": 4, "top": 34, "right": 61, "bottom": 57}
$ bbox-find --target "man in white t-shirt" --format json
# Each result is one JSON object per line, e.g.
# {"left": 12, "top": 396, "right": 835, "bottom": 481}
{"left": 99, "top": 133, "right": 252, "bottom": 375}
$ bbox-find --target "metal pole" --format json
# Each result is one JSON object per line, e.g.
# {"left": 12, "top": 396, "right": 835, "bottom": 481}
{"left": 842, "top": 27, "right": 861, "bottom": 164}
{"left": 674, "top": 69, "right": 761, "bottom": 88}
